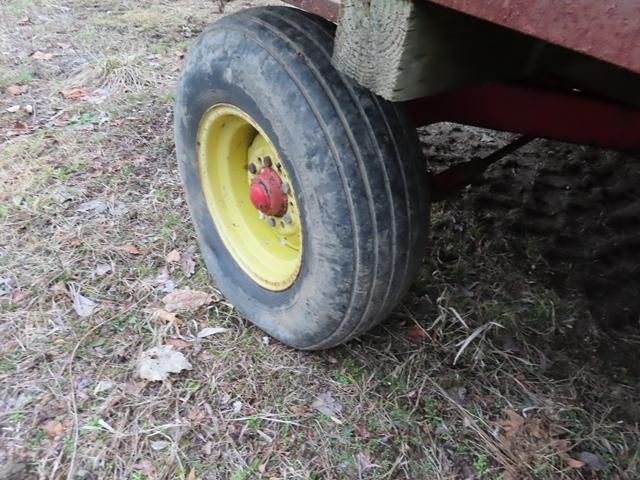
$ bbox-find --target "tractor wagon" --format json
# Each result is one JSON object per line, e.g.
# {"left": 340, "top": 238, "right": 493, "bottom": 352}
{"left": 174, "top": 0, "right": 640, "bottom": 349}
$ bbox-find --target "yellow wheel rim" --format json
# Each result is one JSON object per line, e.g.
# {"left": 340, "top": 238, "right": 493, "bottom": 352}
{"left": 197, "top": 104, "right": 302, "bottom": 291}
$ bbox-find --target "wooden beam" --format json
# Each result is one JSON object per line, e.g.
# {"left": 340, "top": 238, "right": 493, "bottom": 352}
{"left": 332, "top": 0, "right": 539, "bottom": 101}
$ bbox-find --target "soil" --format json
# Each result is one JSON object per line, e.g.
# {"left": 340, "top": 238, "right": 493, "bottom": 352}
{"left": 422, "top": 124, "right": 640, "bottom": 329}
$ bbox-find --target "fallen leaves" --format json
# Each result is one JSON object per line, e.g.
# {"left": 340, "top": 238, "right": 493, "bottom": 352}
{"left": 43, "top": 420, "right": 66, "bottom": 438}
{"left": 77, "top": 199, "right": 108, "bottom": 214}
{"left": 180, "top": 246, "right": 196, "bottom": 277}
{"left": 197, "top": 326, "right": 227, "bottom": 338}
{"left": 573, "top": 451, "right": 606, "bottom": 471}
{"left": 165, "top": 337, "right": 190, "bottom": 350}
{"left": 115, "top": 244, "right": 141, "bottom": 255}
{"left": 499, "top": 408, "right": 525, "bottom": 437}
{"left": 166, "top": 249, "right": 181, "bottom": 263}
{"left": 162, "top": 289, "right": 211, "bottom": 312}
{"left": 6, "top": 85, "right": 27, "bottom": 96}
{"left": 71, "top": 290, "right": 97, "bottom": 318}
{"left": 95, "top": 264, "right": 111, "bottom": 276}
{"left": 153, "top": 308, "right": 179, "bottom": 324}
{"left": 137, "top": 345, "right": 192, "bottom": 381}
{"left": 406, "top": 324, "right": 431, "bottom": 344}
{"left": 60, "top": 87, "right": 91, "bottom": 100}
{"left": 312, "top": 391, "right": 342, "bottom": 424}
{"left": 496, "top": 408, "right": 597, "bottom": 477}
{"left": 165, "top": 246, "right": 196, "bottom": 277}
{"left": 6, "top": 120, "right": 29, "bottom": 136}
{"left": 31, "top": 51, "right": 54, "bottom": 61}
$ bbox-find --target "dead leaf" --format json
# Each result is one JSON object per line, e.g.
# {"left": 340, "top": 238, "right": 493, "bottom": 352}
{"left": 153, "top": 308, "right": 179, "bottom": 324}
{"left": 290, "top": 405, "right": 309, "bottom": 415}
{"left": 353, "top": 424, "right": 373, "bottom": 439}
{"left": 138, "top": 345, "right": 192, "bottom": 381}
{"left": 77, "top": 199, "right": 108, "bottom": 213}
{"left": 574, "top": 451, "right": 605, "bottom": 471}
{"left": 150, "top": 440, "right": 170, "bottom": 451}
{"left": 406, "top": 324, "right": 430, "bottom": 343}
{"left": 124, "top": 381, "right": 144, "bottom": 396}
{"left": 10, "top": 289, "right": 26, "bottom": 303}
{"left": 6, "top": 85, "right": 27, "bottom": 96}
{"left": 162, "top": 289, "right": 211, "bottom": 311}
{"left": 32, "top": 51, "right": 54, "bottom": 61}
{"left": 187, "top": 407, "right": 206, "bottom": 425}
{"left": 95, "top": 264, "right": 111, "bottom": 276}
{"left": 566, "top": 457, "right": 586, "bottom": 469}
{"left": 60, "top": 87, "right": 91, "bottom": 100}
{"left": 7, "top": 120, "right": 29, "bottom": 136}
{"left": 154, "top": 267, "right": 176, "bottom": 293}
{"left": 166, "top": 249, "right": 181, "bottom": 263}
{"left": 499, "top": 409, "right": 525, "bottom": 437}
{"left": 43, "top": 420, "right": 65, "bottom": 438}
{"left": 93, "top": 380, "right": 115, "bottom": 394}
{"left": 115, "top": 244, "right": 141, "bottom": 255}
{"left": 72, "top": 291, "right": 97, "bottom": 317}
{"left": 17, "top": 17, "right": 32, "bottom": 25}
{"left": 66, "top": 237, "right": 82, "bottom": 247}
{"left": 312, "top": 391, "right": 342, "bottom": 424}
{"left": 165, "top": 337, "right": 190, "bottom": 350}
{"left": 180, "top": 245, "right": 196, "bottom": 277}
{"left": 355, "top": 452, "right": 374, "bottom": 472}
{"left": 197, "top": 326, "right": 227, "bottom": 338}
{"left": 6, "top": 105, "right": 20, "bottom": 113}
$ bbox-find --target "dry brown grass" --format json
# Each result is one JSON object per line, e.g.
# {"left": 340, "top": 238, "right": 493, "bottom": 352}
{"left": 1, "top": 1, "right": 639, "bottom": 479}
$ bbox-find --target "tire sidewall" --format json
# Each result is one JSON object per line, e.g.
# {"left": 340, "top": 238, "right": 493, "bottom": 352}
{"left": 175, "top": 26, "right": 357, "bottom": 348}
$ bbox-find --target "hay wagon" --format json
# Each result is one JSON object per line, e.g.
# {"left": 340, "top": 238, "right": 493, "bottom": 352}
{"left": 174, "top": 0, "right": 640, "bottom": 349}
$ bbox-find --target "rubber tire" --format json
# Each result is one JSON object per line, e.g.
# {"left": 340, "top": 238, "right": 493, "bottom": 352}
{"left": 174, "top": 6, "right": 429, "bottom": 349}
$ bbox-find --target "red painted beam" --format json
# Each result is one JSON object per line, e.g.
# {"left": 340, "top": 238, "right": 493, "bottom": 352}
{"left": 405, "top": 83, "right": 640, "bottom": 152}
{"left": 429, "top": 1, "right": 640, "bottom": 74}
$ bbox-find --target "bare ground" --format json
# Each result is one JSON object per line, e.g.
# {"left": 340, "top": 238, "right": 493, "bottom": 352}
{"left": 1, "top": 1, "right": 639, "bottom": 479}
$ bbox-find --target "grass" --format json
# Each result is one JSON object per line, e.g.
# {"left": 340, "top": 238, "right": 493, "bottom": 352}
{"left": 1, "top": 0, "right": 639, "bottom": 479}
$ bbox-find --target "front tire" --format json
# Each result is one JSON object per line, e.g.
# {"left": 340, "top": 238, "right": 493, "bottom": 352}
{"left": 174, "top": 6, "right": 429, "bottom": 349}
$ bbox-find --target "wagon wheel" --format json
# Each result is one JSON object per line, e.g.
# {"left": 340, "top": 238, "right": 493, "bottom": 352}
{"left": 174, "top": 6, "right": 429, "bottom": 349}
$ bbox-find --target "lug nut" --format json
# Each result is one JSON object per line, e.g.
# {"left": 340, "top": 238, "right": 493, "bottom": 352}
{"left": 283, "top": 214, "right": 292, "bottom": 224}
{"left": 247, "top": 163, "right": 257, "bottom": 174}
{"left": 268, "top": 218, "right": 276, "bottom": 227}
{"left": 263, "top": 156, "right": 272, "bottom": 167}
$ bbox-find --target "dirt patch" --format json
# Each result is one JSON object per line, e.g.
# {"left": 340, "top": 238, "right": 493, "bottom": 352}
{"left": 423, "top": 124, "right": 640, "bottom": 327}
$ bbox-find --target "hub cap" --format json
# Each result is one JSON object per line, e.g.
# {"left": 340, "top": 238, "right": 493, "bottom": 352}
{"left": 197, "top": 104, "right": 302, "bottom": 291}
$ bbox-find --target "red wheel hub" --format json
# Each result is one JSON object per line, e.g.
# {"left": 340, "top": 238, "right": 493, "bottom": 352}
{"left": 249, "top": 167, "right": 288, "bottom": 217}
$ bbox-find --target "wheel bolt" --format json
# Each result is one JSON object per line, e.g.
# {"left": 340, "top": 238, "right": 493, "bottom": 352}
{"left": 263, "top": 156, "right": 272, "bottom": 167}
{"left": 268, "top": 218, "right": 276, "bottom": 227}
{"left": 283, "top": 214, "right": 292, "bottom": 224}
{"left": 247, "top": 163, "right": 257, "bottom": 174}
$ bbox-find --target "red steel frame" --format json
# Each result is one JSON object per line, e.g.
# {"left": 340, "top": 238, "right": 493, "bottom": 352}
{"left": 405, "top": 83, "right": 640, "bottom": 152}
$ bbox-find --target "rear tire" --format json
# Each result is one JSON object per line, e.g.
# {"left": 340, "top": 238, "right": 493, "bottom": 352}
{"left": 174, "top": 6, "right": 429, "bottom": 349}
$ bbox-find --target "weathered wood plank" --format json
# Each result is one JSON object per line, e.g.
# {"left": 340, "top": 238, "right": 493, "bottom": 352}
{"left": 332, "top": 0, "right": 538, "bottom": 101}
